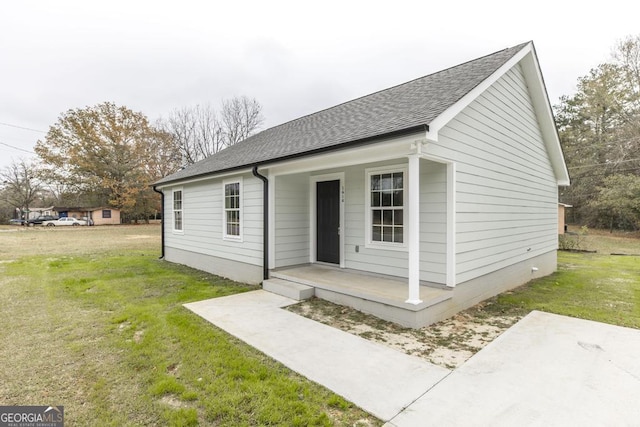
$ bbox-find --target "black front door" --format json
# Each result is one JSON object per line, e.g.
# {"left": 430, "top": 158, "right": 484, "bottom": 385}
{"left": 316, "top": 180, "right": 340, "bottom": 264}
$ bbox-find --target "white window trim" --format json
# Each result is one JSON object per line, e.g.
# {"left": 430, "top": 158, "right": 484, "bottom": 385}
{"left": 364, "top": 164, "right": 408, "bottom": 251}
{"left": 222, "top": 177, "right": 243, "bottom": 242}
{"left": 172, "top": 187, "right": 184, "bottom": 234}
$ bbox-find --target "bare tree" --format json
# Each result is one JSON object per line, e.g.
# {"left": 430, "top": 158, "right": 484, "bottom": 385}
{"left": 221, "top": 96, "right": 264, "bottom": 146}
{"left": 1, "top": 159, "right": 43, "bottom": 219}
{"left": 161, "top": 96, "right": 264, "bottom": 165}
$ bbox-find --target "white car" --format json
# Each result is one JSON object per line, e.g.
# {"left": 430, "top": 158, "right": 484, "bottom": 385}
{"left": 42, "top": 217, "right": 87, "bottom": 227}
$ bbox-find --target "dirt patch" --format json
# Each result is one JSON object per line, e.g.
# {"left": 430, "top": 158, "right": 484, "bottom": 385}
{"left": 159, "top": 394, "right": 190, "bottom": 409}
{"left": 287, "top": 298, "right": 523, "bottom": 369}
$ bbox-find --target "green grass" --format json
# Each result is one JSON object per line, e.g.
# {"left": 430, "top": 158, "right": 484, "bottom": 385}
{"left": 486, "top": 251, "right": 640, "bottom": 328}
{"left": 0, "top": 243, "right": 377, "bottom": 425}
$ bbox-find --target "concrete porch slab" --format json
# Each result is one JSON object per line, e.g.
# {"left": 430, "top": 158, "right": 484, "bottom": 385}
{"left": 184, "top": 290, "right": 450, "bottom": 421}
{"left": 271, "top": 264, "right": 452, "bottom": 310}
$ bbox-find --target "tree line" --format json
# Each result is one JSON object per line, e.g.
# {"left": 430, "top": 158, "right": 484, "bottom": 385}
{"left": 3, "top": 36, "right": 640, "bottom": 229}
{"left": 0, "top": 97, "right": 263, "bottom": 223}
{"left": 556, "top": 35, "right": 640, "bottom": 231}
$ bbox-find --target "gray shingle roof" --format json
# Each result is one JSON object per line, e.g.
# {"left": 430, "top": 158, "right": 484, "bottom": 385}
{"left": 156, "top": 42, "right": 528, "bottom": 185}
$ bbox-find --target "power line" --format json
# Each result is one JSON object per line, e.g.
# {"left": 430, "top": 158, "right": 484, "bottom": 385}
{"left": 0, "top": 140, "right": 35, "bottom": 154}
{"left": 0, "top": 121, "right": 47, "bottom": 134}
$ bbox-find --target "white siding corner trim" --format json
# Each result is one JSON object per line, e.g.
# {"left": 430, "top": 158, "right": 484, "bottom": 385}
{"left": 309, "top": 172, "right": 345, "bottom": 268}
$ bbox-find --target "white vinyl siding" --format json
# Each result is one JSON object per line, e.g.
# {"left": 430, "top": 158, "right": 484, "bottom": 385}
{"left": 164, "top": 173, "right": 263, "bottom": 267}
{"left": 274, "top": 173, "right": 310, "bottom": 267}
{"left": 419, "top": 161, "right": 447, "bottom": 283}
{"left": 342, "top": 161, "right": 409, "bottom": 278}
{"left": 426, "top": 64, "right": 558, "bottom": 284}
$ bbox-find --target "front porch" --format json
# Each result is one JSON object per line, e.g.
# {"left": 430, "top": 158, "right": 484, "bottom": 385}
{"left": 263, "top": 264, "right": 453, "bottom": 328}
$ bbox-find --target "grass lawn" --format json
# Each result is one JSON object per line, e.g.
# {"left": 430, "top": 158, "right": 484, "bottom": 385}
{"left": 1, "top": 224, "right": 638, "bottom": 425}
{"left": 478, "top": 227, "right": 640, "bottom": 329}
{"left": 0, "top": 225, "right": 377, "bottom": 426}
{"left": 488, "top": 246, "right": 640, "bottom": 329}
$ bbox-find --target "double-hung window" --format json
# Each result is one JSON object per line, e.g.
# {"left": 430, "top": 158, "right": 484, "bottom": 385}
{"left": 366, "top": 167, "right": 406, "bottom": 247}
{"left": 173, "top": 189, "right": 183, "bottom": 232}
{"left": 223, "top": 178, "right": 242, "bottom": 241}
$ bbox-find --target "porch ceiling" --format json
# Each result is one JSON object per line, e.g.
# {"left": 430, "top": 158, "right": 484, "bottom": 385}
{"left": 271, "top": 265, "right": 452, "bottom": 311}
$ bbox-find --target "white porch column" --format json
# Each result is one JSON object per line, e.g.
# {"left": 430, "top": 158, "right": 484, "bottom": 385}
{"left": 406, "top": 154, "right": 422, "bottom": 304}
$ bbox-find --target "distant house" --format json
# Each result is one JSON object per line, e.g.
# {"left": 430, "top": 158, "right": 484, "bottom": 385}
{"left": 54, "top": 207, "right": 121, "bottom": 225}
{"left": 25, "top": 206, "right": 55, "bottom": 220}
{"left": 558, "top": 203, "right": 572, "bottom": 234}
{"left": 154, "top": 42, "right": 570, "bottom": 327}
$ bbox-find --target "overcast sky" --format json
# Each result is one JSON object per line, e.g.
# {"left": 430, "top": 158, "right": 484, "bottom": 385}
{"left": 1, "top": 0, "right": 639, "bottom": 171}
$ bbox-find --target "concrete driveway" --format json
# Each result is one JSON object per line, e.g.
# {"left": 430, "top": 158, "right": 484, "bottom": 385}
{"left": 185, "top": 291, "right": 640, "bottom": 426}
{"left": 388, "top": 310, "right": 640, "bottom": 426}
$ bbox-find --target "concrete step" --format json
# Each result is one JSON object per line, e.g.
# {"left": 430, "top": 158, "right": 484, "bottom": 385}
{"left": 263, "top": 278, "right": 315, "bottom": 301}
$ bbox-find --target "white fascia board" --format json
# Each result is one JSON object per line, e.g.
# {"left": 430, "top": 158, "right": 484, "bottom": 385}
{"left": 520, "top": 46, "right": 571, "bottom": 186}
{"left": 267, "top": 134, "right": 420, "bottom": 177}
{"left": 154, "top": 168, "right": 253, "bottom": 190}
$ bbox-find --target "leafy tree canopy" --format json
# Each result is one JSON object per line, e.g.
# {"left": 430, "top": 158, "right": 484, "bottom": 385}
{"left": 35, "top": 102, "right": 181, "bottom": 218}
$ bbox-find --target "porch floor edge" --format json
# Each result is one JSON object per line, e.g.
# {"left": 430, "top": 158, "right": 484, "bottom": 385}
{"left": 270, "top": 265, "right": 452, "bottom": 312}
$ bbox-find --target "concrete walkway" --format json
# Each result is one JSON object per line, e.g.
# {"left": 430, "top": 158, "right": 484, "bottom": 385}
{"left": 185, "top": 291, "right": 640, "bottom": 425}
{"left": 184, "top": 290, "right": 449, "bottom": 421}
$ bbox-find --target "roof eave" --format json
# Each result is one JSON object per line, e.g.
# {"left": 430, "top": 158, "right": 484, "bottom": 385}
{"left": 154, "top": 124, "right": 428, "bottom": 188}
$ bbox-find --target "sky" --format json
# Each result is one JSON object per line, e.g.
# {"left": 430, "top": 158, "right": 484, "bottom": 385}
{"left": 1, "top": 0, "right": 639, "bottom": 171}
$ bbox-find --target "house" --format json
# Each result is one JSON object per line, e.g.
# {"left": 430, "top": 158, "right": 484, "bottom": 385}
{"left": 54, "top": 207, "right": 121, "bottom": 225}
{"left": 154, "top": 42, "right": 570, "bottom": 328}
{"left": 25, "top": 206, "right": 55, "bottom": 219}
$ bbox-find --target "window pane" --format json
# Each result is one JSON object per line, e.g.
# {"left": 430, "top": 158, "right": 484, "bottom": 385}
{"left": 371, "top": 175, "right": 380, "bottom": 191}
{"left": 372, "top": 210, "right": 381, "bottom": 225}
{"left": 394, "top": 209, "right": 403, "bottom": 225}
{"left": 394, "top": 226, "right": 403, "bottom": 243}
{"left": 371, "top": 191, "right": 380, "bottom": 207}
{"left": 382, "top": 191, "right": 392, "bottom": 206}
{"left": 382, "top": 226, "right": 393, "bottom": 242}
{"left": 393, "top": 173, "right": 403, "bottom": 189}
{"left": 382, "top": 210, "right": 393, "bottom": 225}
{"left": 372, "top": 226, "right": 381, "bottom": 242}
{"left": 393, "top": 190, "right": 403, "bottom": 206}
{"left": 225, "top": 183, "right": 239, "bottom": 197}
{"left": 381, "top": 173, "right": 392, "bottom": 190}
{"left": 174, "top": 211, "right": 182, "bottom": 230}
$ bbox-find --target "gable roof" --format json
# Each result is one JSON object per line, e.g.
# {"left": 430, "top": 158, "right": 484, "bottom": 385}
{"left": 156, "top": 42, "right": 568, "bottom": 186}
